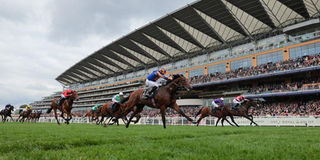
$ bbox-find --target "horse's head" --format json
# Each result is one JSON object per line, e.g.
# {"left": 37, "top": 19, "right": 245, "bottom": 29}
{"left": 245, "top": 98, "right": 260, "bottom": 108}
{"left": 9, "top": 105, "right": 14, "bottom": 111}
{"left": 170, "top": 74, "right": 192, "bottom": 91}
{"left": 71, "top": 90, "right": 79, "bottom": 101}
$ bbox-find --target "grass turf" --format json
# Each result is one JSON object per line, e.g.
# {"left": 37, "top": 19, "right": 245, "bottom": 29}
{"left": 0, "top": 122, "right": 319, "bottom": 160}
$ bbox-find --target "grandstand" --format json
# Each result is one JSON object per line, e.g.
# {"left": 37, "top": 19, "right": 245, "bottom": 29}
{"left": 32, "top": 0, "right": 320, "bottom": 117}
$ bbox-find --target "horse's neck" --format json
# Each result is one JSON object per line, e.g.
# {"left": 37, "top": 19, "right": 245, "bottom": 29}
{"left": 67, "top": 98, "right": 74, "bottom": 107}
{"left": 164, "top": 80, "right": 179, "bottom": 95}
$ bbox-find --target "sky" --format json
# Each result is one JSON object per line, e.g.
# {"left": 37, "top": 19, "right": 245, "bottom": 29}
{"left": 0, "top": 0, "right": 195, "bottom": 108}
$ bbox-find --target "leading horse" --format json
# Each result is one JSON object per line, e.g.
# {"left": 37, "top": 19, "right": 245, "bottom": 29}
{"left": 123, "top": 74, "right": 195, "bottom": 128}
{"left": 47, "top": 90, "right": 79, "bottom": 125}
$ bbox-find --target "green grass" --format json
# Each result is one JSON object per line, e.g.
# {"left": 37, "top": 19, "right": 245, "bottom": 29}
{"left": 0, "top": 123, "right": 319, "bottom": 160}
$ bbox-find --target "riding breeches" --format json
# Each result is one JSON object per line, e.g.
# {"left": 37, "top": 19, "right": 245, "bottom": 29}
{"left": 212, "top": 102, "right": 219, "bottom": 108}
{"left": 145, "top": 79, "right": 160, "bottom": 88}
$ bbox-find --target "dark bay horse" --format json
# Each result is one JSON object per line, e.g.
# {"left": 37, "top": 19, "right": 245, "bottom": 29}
{"left": 224, "top": 99, "right": 259, "bottom": 126}
{"left": 195, "top": 106, "right": 238, "bottom": 127}
{"left": 123, "top": 74, "right": 195, "bottom": 129}
{"left": 17, "top": 109, "right": 32, "bottom": 123}
{"left": 0, "top": 105, "right": 14, "bottom": 122}
{"left": 47, "top": 91, "right": 79, "bottom": 125}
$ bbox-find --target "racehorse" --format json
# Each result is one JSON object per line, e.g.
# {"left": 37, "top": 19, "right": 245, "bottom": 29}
{"left": 47, "top": 90, "right": 79, "bottom": 125}
{"left": 122, "top": 74, "right": 195, "bottom": 129}
{"left": 194, "top": 106, "right": 239, "bottom": 127}
{"left": 17, "top": 109, "right": 32, "bottom": 123}
{"left": 224, "top": 99, "right": 259, "bottom": 126}
{"left": 30, "top": 110, "right": 42, "bottom": 122}
{"left": 98, "top": 101, "right": 141, "bottom": 126}
{"left": 0, "top": 105, "right": 14, "bottom": 122}
{"left": 83, "top": 109, "right": 95, "bottom": 122}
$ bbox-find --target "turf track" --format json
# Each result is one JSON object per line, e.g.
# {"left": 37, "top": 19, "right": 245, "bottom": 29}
{"left": 0, "top": 122, "right": 319, "bottom": 160}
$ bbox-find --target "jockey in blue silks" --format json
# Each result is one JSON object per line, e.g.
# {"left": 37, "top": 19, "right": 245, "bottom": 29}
{"left": 143, "top": 68, "right": 171, "bottom": 98}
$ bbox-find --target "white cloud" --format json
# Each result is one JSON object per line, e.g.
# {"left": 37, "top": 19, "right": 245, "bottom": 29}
{"left": 0, "top": 0, "right": 194, "bottom": 107}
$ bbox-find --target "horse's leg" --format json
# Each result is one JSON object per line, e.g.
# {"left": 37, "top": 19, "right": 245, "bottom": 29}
{"left": 229, "top": 115, "right": 239, "bottom": 127}
{"left": 53, "top": 108, "right": 60, "bottom": 125}
{"left": 133, "top": 115, "right": 141, "bottom": 124}
{"left": 68, "top": 112, "right": 72, "bottom": 124}
{"left": 116, "top": 119, "right": 119, "bottom": 126}
{"left": 102, "top": 117, "right": 110, "bottom": 126}
{"left": 125, "top": 107, "right": 142, "bottom": 128}
{"left": 160, "top": 106, "right": 166, "bottom": 129}
{"left": 248, "top": 115, "right": 257, "bottom": 126}
{"left": 172, "top": 103, "right": 195, "bottom": 123}
{"left": 243, "top": 115, "right": 258, "bottom": 126}
{"left": 221, "top": 118, "right": 225, "bottom": 127}
{"left": 215, "top": 118, "right": 221, "bottom": 127}
{"left": 104, "top": 116, "right": 114, "bottom": 127}
{"left": 2, "top": 116, "right": 6, "bottom": 123}
{"left": 121, "top": 117, "right": 127, "bottom": 124}
{"left": 196, "top": 114, "right": 206, "bottom": 126}
{"left": 224, "top": 117, "right": 235, "bottom": 126}
{"left": 97, "top": 115, "right": 104, "bottom": 125}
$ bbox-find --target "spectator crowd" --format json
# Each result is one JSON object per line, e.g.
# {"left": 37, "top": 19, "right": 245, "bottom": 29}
{"left": 190, "top": 54, "right": 320, "bottom": 84}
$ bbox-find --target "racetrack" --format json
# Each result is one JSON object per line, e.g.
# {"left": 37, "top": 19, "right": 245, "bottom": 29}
{"left": 0, "top": 123, "right": 319, "bottom": 160}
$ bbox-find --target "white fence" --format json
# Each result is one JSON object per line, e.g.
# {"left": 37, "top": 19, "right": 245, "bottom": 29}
{"left": 29, "top": 116, "right": 320, "bottom": 127}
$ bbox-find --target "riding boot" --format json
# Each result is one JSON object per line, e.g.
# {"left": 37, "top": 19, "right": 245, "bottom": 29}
{"left": 233, "top": 104, "right": 239, "bottom": 110}
{"left": 147, "top": 86, "right": 158, "bottom": 98}
{"left": 58, "top": 97, "right": 65, "bottom": 110}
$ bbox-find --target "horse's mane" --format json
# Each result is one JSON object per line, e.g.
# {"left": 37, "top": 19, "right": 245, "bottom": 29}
{"left": 165, "top": 74, "right": 184, "bottom": 85}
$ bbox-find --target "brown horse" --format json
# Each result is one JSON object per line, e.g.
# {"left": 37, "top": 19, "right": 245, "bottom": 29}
{"left": 17, "top": 109, "right": 32, "bottom": 123}
{"left": 30, "top": 110, "right": 42, "bottom": 122}
{"left": 83, "top": 109, "right": 95, "bottom": 122}
{"left": 123, "top": 74, "right": 194, "bottom": 129}
{"left": 47, "top": 90, "right": 79, "bottom": 125}
{"left": 224, "top": 99, "right": 259, "bottom": 126}
{"left": 98, "top": 101, "right": 141, "bottom": 126}
{"left": 195, "top": 106, "right": 239, "bottom": 127}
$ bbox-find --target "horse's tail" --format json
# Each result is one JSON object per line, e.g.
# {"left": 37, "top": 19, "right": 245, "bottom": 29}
{"left": 46, "top": 107, "right": 53, "bottom": 114}
{"left": 195, "top": 107, "right": 203, "bottom": 119}
{"left": 19, "top": 110, "right": 22, "bottom": 114}
{"left": 121, "top": 94, "right": 130, "bottom": 103}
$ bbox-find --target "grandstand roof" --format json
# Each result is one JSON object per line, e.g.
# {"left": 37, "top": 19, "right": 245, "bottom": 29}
{"left": 56, "top": 0, "right": 320, "bottom": 85}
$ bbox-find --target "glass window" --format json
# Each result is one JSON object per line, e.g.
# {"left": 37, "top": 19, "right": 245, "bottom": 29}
{"left": 230, "top": 58, "right": 252, "bottom": 70}
{"left": 316, "top": 42, "right": 320, "bottom": 53}
{"left": 175, "top": 59, "right": 188, "bottom": 69}
{"left": 189, "top": 68, "right": 204, "bottom": 77}
{"left": 208, "top": 63, "right": 226, "bottom": 74}
{"left": 257, "top": 51, "right": 283, "bottom": 65}
{"left": 290, "top": 42, "right": 319, "bottom": 59}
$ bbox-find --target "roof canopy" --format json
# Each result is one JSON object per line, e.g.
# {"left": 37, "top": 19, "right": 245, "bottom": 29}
{"left": 56, "top": 0, "right": 320, "bottom": 85}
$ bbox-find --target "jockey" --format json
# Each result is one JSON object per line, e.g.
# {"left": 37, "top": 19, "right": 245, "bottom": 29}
{"left": 143, "top": 68, "right": 171, "bottom": 98}
{"left": 57, "top": 89, "right": 73, "bottom": 108}
{"left": 111, "top": 92, "right": 124, "bottom": 113}
{"left": 5, "top": 104, "right": 11, "bottom": 110}
{"left": 91, "top": 104, "right": 102, "bottom": 114}
{"left": 26, "top": 105, "right": 31, "bottom": 111}
{"left": 212, "top": 97, "right": 224, "bottom": 113}
{"left": 233, "top": 95, "right": 247, "bottom": 110}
